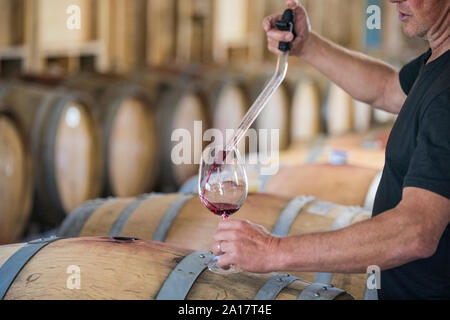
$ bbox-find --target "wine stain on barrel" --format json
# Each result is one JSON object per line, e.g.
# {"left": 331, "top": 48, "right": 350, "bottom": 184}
{"left": 110, "top": 236, "right": 139, "bottom": 243}
{"left": 26, "top": 273, "right": 42, "bottom": 283}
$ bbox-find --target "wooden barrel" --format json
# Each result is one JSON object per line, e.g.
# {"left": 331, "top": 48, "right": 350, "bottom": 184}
{"left": 353, "top": 100, "right": 373, "bottom": 133}
{"left": 289, "top": 76, "right": 322, "bottom": 142}
{"left": 0, "top": 82, "right": 101, "bottom": 226}
{"left": 309, "top": 128, "right": 390, "bottom": 170}
{"left": 156, "top": 81, "right": 211, "bottom": 191}
{"left": 279, "top": 125, "right": 391, "bottom": 171}
{"left": 323, "top": 83, "right": 354, "bottom": 136}
{"left": 324, "top": 82, "right": 377, "bottom": 136}
{"left": 260, "top": 164, "right": 381, "bottom": 208}
{"left": 22, "top": 74, "right": 160, "bottom": 197}
{"left": 57, "top": 193, "right": 371, "bottom": 299}
{"left": 0, "top": 237, "right": 353, "bottom": 300}
{"left": 247, "top": 75, "right": 291, "bottom": 151}
{"left": 180, "top": 163, "right": 382, "bottom": 209}
{"left": 66, "top": 75, "right": 159, "bottom": 197}
{"left": 199, "top": 73, "right": 249, "bottom": 153}
{"left": 0, "top": 114, "right": 32, "bottom": 244}
{"left": 374, "top": 108, "right": 397, "bottom": 124}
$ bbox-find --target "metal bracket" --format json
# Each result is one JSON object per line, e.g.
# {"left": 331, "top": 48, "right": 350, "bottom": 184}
{"left": 57, "top": 198, "right": 111, "bottom": 237}
{"left": 108, "top": 193, "right": 163, "bottom": 236}
{"left": 272, "top": 196, "right": 316, "bottom": 237}
{"left": 0, "top": 237, "right": 61, "bottom": 299}
{"left": 297, "top": 282, "right": 345, "bottom": 300}
{"left": 156, "top": 250, "right": 214, "bottom": 300}
{"left": 331, "top": 206, "right": 365, "bottom": 231}
{"left": 255, "top": 273, "right": 299, "bottom": 300}
{"left": 364, "top": 171, "right": 383, "bottom": 211}
{"left": 178, "top": 176, "right": 198, "bottom": 193}
{"left": 152, "top": 193, "right": 195, "bottom": 242}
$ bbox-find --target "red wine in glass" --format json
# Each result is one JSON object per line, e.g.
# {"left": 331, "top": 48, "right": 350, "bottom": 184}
{"left": 198, "top": 145, "right": 248, "bottom": 274}
{"left": 200, "top": 197, "right": 240, "bottom": 218}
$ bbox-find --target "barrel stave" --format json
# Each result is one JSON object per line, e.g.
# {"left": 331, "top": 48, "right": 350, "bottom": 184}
{"left": 58, "top": 193, "right": 370, "bottom": 299}
{"left": 0, "top": 82, "right": 101, "bottom": 228}
{"left": 0, "top": 115, "right": 32, "bottom": 243}
{"left": 0, "top": 237, "right": 353, "bottom": 300}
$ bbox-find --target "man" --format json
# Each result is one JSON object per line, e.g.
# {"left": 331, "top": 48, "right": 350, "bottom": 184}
{"left": 212, "top": 0, "right": 449, "bottom": 300}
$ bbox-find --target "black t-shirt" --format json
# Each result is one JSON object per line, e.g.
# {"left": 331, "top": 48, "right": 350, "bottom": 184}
{"left": 372, "top": 49, "right": 450, "bottom": 300}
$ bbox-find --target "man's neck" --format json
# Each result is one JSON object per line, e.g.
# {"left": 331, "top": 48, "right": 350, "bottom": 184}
{"left": 427, "top": 6, "right": 450, "bottom": 63}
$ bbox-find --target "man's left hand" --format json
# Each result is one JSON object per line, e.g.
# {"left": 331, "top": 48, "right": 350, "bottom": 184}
{"left": 212, "top": 219, "right": 281, "bottom": 273}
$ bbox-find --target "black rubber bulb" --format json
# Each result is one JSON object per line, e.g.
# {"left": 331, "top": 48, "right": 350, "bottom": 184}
{"left": 276, "top": 9, "right": 296, "bottom": 52}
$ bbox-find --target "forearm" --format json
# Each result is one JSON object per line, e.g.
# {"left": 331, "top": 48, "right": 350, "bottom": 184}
{"left": 273, "top": 207, "right": 430, "bottom": 274}
{"left": 299, "top": 32, "right": 401, "bottom": 112}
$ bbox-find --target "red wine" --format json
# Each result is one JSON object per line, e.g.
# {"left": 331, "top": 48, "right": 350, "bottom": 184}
{"left": 202, "top": 149, "right": 228, "bottom": 196}
{"left": 200, "top": 196, "right": 240, "bottom": 217}
{"left": 200, "top": 149, "right": 244, "bottom": 218}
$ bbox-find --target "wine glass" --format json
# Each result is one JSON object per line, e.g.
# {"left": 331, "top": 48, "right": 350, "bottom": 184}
{"left": 198, "top": 143, "right": 248, "bottom": 274}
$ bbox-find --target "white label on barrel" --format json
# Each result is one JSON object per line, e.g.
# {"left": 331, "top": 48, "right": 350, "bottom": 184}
{"left": 308, "top": 201, "right": 337, "bottom": 216}
{"left": 66, "top": 106, "right": 81, "bottom": 128}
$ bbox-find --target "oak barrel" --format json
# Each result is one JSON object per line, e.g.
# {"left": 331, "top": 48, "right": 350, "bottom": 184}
{"left": 0, "top": 237, "right": 353, "bottom": 300}
{"left": 0, "top": 114, "right": 32, "bottom": 244}
{"left": 279, "top": 126, "right": 391, "bottom": 171}
{"left": 289, "top": 76, "right": 322, "bottom": 142}
{"left": 22, "top": 74, "right": 160, "bottom": 197}
{"left": 180, "top": 162, "right": 381, "bottom": 209}
{"left": 246, "top": 75, "right": 291, "bottom": 151}
{"left": 259, "top": 163, "right": 381, "bottom": 208}
{"left": 199, "top": 73, "right": 249, "bottom": 153}
{"left": 323, "top": 82, "right": 354, "bottom": 136}
{"left": 0, "top": 82, "right": 101, "bottom": 226}
{"left": 66, "top": 75, "right": 159, "bottom": 197}
{"left": 58, "top": 193, "right": 371, "bottom": 299}
{"left": 155, "top": 82, "right": 211, "bottom": 191}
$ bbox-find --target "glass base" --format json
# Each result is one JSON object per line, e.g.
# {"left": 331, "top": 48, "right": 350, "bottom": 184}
{"left": 207, "top": 255, "right": 241, "bottom": 274}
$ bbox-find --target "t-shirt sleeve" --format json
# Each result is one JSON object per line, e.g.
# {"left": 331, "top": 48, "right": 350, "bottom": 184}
{"left": 399, "top": 50, "right": 430, "bottom": 95}
{"left": 403, "top": 91, "right": 450, "bottom": 199}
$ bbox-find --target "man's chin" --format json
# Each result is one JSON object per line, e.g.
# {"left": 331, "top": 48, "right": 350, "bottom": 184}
{"left": 402, "top": 22, "right": 429, "bottom": 39}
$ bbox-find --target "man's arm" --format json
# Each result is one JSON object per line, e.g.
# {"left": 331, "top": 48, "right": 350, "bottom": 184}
{"left": 299, "top": 32, "right": 406, "bottom": 115}
{"left": 213, "top": 187, "right": 450, "bottom": 274}
{"left": 265, "top": 0, "right": 406, "bottom": 114}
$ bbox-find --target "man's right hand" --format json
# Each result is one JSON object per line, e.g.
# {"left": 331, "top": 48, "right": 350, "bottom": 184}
{"left": 263, "top": 0, "right": 312, "bottom": 57}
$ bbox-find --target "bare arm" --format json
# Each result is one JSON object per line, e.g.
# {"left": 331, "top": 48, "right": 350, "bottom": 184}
{"left": 265, "top": 0, "right": 406, "bottom": 114}
{"left": 213, "top": 187, "right": 450, "bottom": 274}
{"left": 272, "top": 188, "right": 448, "bottom": 273}
{"left": 299, "top": 32, "right": 406, "bottom": 115}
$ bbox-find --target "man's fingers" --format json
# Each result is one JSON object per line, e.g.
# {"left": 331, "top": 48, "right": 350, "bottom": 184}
{"left": 212, "top": 240, "right": 235, "bottom": 256}
{"left": 213, "top": 230, "right": 241, "bottom": 242}
{"left": 212, "top": 241, "right": 223, "bottom": 255}
{"left": 217, "top": 252, "right": 235, "bottom": 269}
{"left": 267, "top": 29, "right": 294, "bottom": 42}
{"left": 262, "top": 13, "right": 283, "bottom": 32}
{"left": 217, "top": 219, "right": 250, "bottom": 231}
{"left": 286, "top": 0, "right": 299, "bottom": 10}
{"left": 268, "top": 41, "right": 283, "bottom": 56}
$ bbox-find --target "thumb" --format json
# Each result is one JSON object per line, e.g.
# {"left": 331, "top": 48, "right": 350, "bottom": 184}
{"left": 286, "top": 0, "right": 299, "bottom": 10}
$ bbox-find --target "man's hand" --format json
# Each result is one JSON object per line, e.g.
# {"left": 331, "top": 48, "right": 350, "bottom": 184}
{"left": 212, "top": 219, "right": 281, "bottom": 273}
{"left": 212, "top": 187, "right": 449, "bottom": 275}
{"left": 263, "top": 0, "right": 312, "bottom": 57}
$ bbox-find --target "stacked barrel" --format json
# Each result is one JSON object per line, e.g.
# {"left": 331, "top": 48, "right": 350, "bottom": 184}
{"left": 0, "top": 66, "right": 395, "bottom": 301}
